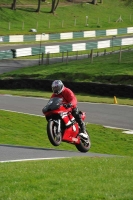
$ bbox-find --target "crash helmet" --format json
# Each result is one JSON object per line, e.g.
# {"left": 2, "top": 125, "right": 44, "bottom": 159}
{"left": 52, "top": 80, "right": 64, "bottom": 94}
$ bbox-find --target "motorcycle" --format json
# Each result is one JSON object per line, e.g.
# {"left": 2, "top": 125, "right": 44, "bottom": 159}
{"left": 42, "top": 97, "right": 91, "bottom": 152}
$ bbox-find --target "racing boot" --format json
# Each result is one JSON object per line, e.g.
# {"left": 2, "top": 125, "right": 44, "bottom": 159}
{"left": 79, "top": 122, "right": 89, "bottom": 140}
{"left": 80, "top": 122, "right": 86, "bottom": 133}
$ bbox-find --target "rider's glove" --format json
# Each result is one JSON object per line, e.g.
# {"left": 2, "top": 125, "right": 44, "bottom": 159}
{"left": 63, "top": 103, "right": 72, "bottom": 108}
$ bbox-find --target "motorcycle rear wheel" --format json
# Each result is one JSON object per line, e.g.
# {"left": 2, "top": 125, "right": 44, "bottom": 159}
{"left": 47, "top": 120, "right": 62, "bottom": 146}
{"left": 75, "top": 131, "right": 91, "bottom": 153}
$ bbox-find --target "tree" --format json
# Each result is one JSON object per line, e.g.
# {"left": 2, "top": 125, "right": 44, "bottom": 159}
{"left": 92, "top": 0, "right": 97, "bottom": 5}
{"left": 10, "top": 0, "right": 60, "bottom": 14}
{"left": 11, "top": 0, "right": 17, "bottom": 10}
{"left": 36, "top": 0, "right": 41, "bottom": 12}
{"left": 36, "top": 0, "right": 60, "bottom": 13}
{"left": 50, "top": 0, "right": 60, "bottom": 14}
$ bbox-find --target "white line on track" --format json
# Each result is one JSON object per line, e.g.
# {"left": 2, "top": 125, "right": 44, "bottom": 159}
{"left": 0, "top": 109, "right": 43, "bottom": 117}
{"left": 104, "top": 125, "right": 133, "bottom": 133}
{"left": 0, "top": 94, "right": 132, "bottom": 108}
{"left": 0, "top": 157, "right": 70, "bottom": 163}
{"left": 0, "top": 94, "right": 48, "bottom": 100}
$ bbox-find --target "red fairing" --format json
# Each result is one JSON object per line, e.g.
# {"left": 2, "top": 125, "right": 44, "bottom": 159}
{"left": 51, "top": 87, "right": 77, "bottom": 108}
{"left": 62, "top": 124, "right": 80, "bottom": 144}
{"left": 44, "top": 104, "right": 73, "bottom": 127}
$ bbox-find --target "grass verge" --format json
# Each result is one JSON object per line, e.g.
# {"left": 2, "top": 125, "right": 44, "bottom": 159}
{"left": 0, "top": 89, "right": 133, "bottom": 106}
{"left": 1, "top": 51, "right": 133, "bottom": 85}
{"left": 0, "top": 0, "right": 132, "bottom": 35}
{"left": 0, "top": 110, "right": 133, "bottom": 200}
{"left": 1, "top": 110, "right": 133, "bottom": 156}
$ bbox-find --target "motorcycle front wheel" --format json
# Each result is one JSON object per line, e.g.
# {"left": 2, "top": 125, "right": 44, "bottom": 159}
{"left": 47, "top": 120, "right": 62, "bottom": 146}
{"left": 75, "top": 131, "right": 91, "bottom": 153}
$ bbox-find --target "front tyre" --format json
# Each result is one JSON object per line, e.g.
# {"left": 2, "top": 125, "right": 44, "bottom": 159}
{"left": 47, "top": 120, "right": 62, "bottom": 146}
{"left": 75, "top": 131, "right": 91, "bottom": 153}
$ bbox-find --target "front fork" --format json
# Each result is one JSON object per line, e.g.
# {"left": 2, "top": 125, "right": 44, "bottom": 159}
{"left": 53, "top": 119, "right": 61, "bottom": 134}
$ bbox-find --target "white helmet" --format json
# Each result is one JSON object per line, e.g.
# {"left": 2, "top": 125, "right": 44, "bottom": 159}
{"left": 52, "top": 80, "right": 64, "bottom": 94}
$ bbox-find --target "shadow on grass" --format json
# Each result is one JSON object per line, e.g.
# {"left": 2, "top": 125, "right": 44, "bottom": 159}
{"left": 4, "top": 6, "right": 51, "bottom": 13}
{"left": 45, "top": 73, "right": 133, "bottom": 85}
{"left": 1, "top": 72, "right": 133, "bottom": 85}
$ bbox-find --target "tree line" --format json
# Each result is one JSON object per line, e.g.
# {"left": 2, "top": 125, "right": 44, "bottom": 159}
{"left": 11, "top": 0, "right": 59, "bottom": 13}
{"left": 8, "top": 0, "right": 133, "bottom": 13}
{"left": 10, "top": 0, "right": 104, "bottom": 13}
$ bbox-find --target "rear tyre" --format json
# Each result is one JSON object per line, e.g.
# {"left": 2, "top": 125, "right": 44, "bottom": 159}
{"left": 75, "top": 131, "right": 91, "bottom": 152}
{"left": 47, "top": 120, "right": 62, "bottom": 146}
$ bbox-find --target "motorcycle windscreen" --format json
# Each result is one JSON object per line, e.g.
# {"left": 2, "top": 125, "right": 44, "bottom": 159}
{"left": 43, "top": 97, "right": 63, "bottom": 112}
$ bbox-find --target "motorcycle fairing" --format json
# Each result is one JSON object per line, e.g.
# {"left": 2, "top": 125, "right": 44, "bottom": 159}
{"left": 62, "top": 123, "right": 80, "bottom": 144}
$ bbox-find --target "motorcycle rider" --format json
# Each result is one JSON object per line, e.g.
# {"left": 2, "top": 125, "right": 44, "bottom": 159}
{"left": 51, "top": 80, "right": 86, "bottom": 133}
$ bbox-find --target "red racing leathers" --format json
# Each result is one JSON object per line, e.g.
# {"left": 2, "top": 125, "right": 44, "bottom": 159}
{"left": 51, "top": 86, "right": 77, "bottom": 108}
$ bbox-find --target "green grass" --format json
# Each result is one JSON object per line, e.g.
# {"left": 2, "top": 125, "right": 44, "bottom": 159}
{"left": 0, "top": 157, "right": 133, "bottom": 200}
{"left": 1, "top": 110, "right": 133, "bottom": 156}
{"left": 1, "top": 50, "right": 133, "bottom": 85}
{"left": 0, "top": 89, "right": 133, "bottom": 106}
{"left": 0, "top": 110, "right": 133, "bottom": 199}
{"left": 0, "top": 0, "right": 133, "bottom": 35}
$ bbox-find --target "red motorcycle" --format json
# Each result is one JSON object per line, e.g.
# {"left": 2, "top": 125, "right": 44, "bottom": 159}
{"left": 42, "top": 97, "right": 91, "bottom": 152}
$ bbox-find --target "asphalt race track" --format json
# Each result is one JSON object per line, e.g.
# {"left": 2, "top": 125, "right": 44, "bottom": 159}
{"left": 0, "top": 145, "right": 117, "bottom": 163}
{"left": 0, "top": 95, "right": 132, "bottom": 162}
{"left": 0, "top": 59, "right": 39, "bottom": 74}
{"left": 0, "top": 95, "right": 133, "bottom": 130}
